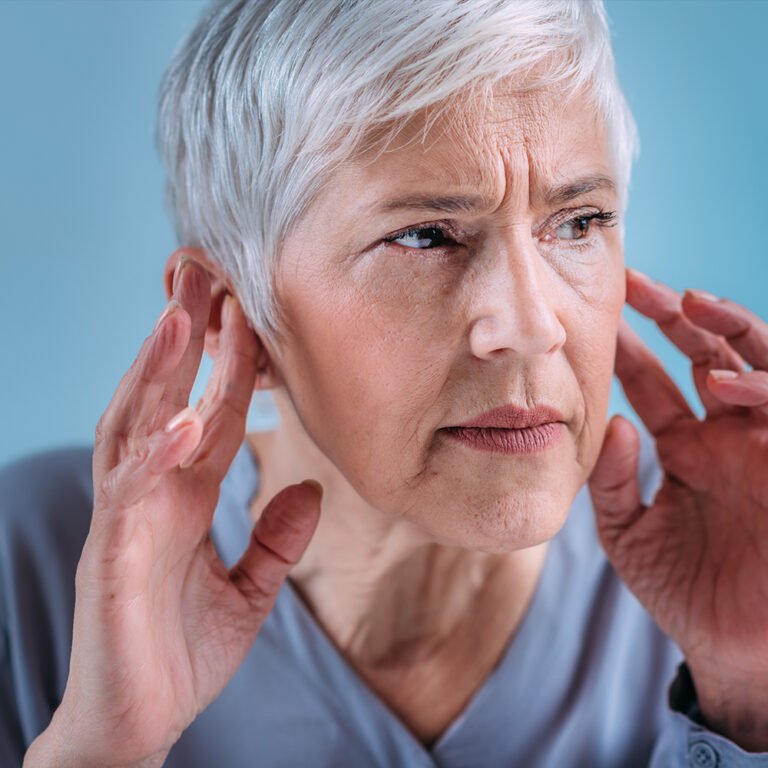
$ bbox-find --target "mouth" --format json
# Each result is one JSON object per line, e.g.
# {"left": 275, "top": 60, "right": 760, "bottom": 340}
{"left": 441, "top": 403, "right": 567, "bottom": 455}
{"left": 441, "top": 423, "right": 565, "bottom": 454}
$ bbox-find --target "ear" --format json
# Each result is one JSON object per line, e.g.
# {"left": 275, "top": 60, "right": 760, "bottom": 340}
{"left": 162, "top": 247, "right": 283, "bottom": 390}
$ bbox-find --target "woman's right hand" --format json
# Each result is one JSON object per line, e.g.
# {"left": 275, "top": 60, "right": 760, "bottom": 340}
{"left": 24, "top": 254, "right": 322, "bottom": 768}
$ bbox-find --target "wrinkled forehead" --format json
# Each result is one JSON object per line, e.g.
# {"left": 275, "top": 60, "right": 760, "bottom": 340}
{"left": 346, "top": 82, "right": 614, "bottom": 213}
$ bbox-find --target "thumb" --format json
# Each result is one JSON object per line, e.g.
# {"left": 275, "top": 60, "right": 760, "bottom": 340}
{"left": 588, "top": 415, "right": 644, "bottom": 550}
{"left": 228, "top": 480, "right": 322, "bottom": 617}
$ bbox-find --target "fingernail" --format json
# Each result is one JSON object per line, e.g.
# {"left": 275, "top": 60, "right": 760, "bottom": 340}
{"left": 172, "top": 253, "right": 193, "bottom": 295}
{"left": 301, "top": 479, "right": 324, "bottom": 500}
{"left": 154, "top": 299, "right": 180, "bottom": 332}
{"left": 687, "top": 289, "right": 721, "bottom": 303}
{"left": 164, "top": 406, "right": 197, "bottom": 433}
{"left": 709, "top": 369, "right": 739, "bottom": 381}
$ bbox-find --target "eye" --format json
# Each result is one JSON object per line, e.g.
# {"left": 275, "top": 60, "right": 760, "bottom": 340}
{"left": 383, "top": 224, "right": 458, "bottom": 250}
{"left": 544, "top": 210, "right": 618, "bottom": 244}
{"left": 555, "top": 216, "right": 592, "bottom": 240}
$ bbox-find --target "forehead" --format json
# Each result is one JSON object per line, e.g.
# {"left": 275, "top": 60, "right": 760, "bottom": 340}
{"left": 347, "top": 83, "right": 613, "bottom": 210}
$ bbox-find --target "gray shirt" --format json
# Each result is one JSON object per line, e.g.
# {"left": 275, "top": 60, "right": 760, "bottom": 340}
{"left": 1, "top": 431, "right": 767, "bottom": 767}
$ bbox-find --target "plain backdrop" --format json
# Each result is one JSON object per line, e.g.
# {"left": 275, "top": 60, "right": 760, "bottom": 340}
{"left": 1, "top": 0, "right": 766, "bottom": 468}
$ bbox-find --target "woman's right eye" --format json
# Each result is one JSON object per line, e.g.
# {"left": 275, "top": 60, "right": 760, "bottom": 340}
{"left": 384, "top": 225, "right": 458, "bottom": 250}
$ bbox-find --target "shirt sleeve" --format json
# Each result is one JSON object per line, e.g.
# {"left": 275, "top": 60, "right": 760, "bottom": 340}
{"left": 649, "top": 662, "right": 768, "bottom": 767}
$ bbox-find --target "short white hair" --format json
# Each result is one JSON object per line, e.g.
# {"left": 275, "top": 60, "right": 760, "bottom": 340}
{"left": 157, "top": 0, "right": 638, "bottom": 347}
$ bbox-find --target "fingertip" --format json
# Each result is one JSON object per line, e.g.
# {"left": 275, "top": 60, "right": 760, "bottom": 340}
{"left": 161, "top": 407, "right": 203, "bottom": 470}
{"left": 300, "top": 479, "right": 324, "bottom": 501}
{"left": 146, "top": 410, "right": 202, "bottom": 474}
{"left": 626, "top": 266, "right": 651, "bottom": 284}
{"left": 598, "top": 414, "right": 640, "bottom": 464}
{"left": 612, "top": 413, "right": 639, "bottom": 437}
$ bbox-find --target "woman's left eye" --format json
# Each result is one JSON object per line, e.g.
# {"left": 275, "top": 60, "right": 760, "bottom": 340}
{"left": 383, "top": 225, "right": 456, "bottom": 250}
{"left": 546, "top": 210, "right": 618, "bottom": 244}
{"left": 555, "top": 216, "right": 592, "bottom": 241}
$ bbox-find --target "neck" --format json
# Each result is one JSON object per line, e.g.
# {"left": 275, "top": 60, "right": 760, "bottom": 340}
{"left": 245, "top": 418, "right": 548, "bottom": 671}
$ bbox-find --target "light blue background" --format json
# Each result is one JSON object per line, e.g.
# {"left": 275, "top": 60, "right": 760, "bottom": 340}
{"left": 1, "top": 0, "right": 766, "bottom": 468}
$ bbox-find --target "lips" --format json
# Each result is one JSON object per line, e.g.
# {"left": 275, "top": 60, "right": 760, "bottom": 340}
{"left": 454, "top": 404, "right": 566, "bottom": 429}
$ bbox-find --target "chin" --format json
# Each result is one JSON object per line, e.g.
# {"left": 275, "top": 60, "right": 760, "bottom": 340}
{"left": 420, "top": 485, "right": 576, "bottom": 553}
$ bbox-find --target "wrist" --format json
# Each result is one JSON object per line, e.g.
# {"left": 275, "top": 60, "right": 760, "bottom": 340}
{"left": 23, "top": 720, "right": 170, "bottom": 768}
{"left": 685, "top": 660, "right": 768, "bottom": 753}
{"left": 23, "top": 727, "right": 61, "bottom": 768}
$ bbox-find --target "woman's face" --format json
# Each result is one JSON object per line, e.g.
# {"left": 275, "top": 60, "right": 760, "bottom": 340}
{"left": 266, "top": 83, "right": 625, "bottom": 552}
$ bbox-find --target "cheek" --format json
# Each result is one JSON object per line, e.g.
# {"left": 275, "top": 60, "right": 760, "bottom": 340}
{"left": 564, "top": 252, "right": 624, "bottom": 466}
{"left": 278, "top": 259, "right": 460, "bottom": 490}
{"left": 322, "top": 250, "right": 467, "bottom": 385}
{"left": 354, "top": 247, "right": 463, "bottom": 326}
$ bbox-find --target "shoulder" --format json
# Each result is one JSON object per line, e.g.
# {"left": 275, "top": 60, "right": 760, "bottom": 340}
{"left": 0, "top": 443, "right": 95, "bottom": 507}
{"left": 0, "top": 445, "right": 95, "bottom": 632}
{"left": 0, "top": 444, "right": 95, "bottom": 561}
{"left": 0, "top": 446, "right": 95, "bottom": 742}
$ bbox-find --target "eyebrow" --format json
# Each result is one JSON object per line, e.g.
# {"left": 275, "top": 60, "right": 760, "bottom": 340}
{"left": 546, "top": 174, "right": 616, "bottom": 205}
{"left": 373, "top": 174, "right": 617, "bottom": 214}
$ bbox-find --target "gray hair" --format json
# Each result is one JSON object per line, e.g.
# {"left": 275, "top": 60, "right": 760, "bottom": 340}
{"left": 157, "top": 0, "right": 638, "bottom": 348}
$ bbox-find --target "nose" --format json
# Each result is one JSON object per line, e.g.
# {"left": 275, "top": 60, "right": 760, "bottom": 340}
{"left": 468, "top": 228, "right": 567, "bottom": 360}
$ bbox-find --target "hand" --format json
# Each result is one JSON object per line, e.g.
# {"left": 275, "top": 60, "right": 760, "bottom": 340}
{"left": 27, "top": 254, "right": 322, "bottom": 767}
{"left": 588, "top": 267, "right": 768, "bottom": 751}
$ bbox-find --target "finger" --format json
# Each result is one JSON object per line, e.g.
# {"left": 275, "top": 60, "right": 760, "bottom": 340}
{"left": 707, "top": 369, "right": 768, "bottom": 409}
{"left": 588, "top": 415, "right": 645, "bottom": 551}
{"left": 682, "top": 289, "right": 768, "bottom": 371}
{"left": 615, "top": 318, "right": 696, "bottom": 437}
{"left": 93, "top": 301, "right": 191, "bottom": 482}
{"left": 181, "top": 295, "right": 261, "bottom": 480}
{"left": 228, "top": 481, "right": 322, "bottom": 617}
{"left": 92, "top": 407, "right": 204, "bottom": 538}
{"left": 626, "top": 269, "right": 745, "bottom": 417}
{"left": 157, "top": 256, "right": 212, "bottom": 418}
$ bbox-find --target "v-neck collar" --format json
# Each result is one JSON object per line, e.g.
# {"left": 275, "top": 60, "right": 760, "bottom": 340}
{"left": 212, "top": 440, "right": 591, "bottom": 765}
{"left": 279, "top": 554, "right": 562, "bottom": 761}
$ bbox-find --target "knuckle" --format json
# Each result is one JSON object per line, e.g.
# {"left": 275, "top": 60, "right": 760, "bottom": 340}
{"left": 94, "top": 414, "right": 111, "bottom": 446}
{"left": 133, "top": 441, "right": 152, "bottom": 467}
{"left": 94, "top": 440, "right": 152, "bottom": 508}
{"left": 95, "top": 467, "right": 119, "bottom": 507}
{"left": 230, "top": 566, "right": 278, "bottom": 611}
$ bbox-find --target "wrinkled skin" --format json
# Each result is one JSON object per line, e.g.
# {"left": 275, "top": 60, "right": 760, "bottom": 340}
{"left": 261, "top": 83, "right": 625, "bottom": 554}
{"left": 25, "top": 74, "right": 768, "bottom": 764}
{"left": 589, "top": 272, "right": 768, "bottom": 751}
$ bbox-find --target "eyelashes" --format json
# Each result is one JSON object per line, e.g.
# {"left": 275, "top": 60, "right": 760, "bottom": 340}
{"left": 382, "top": 209, "right": 619, "bottom": 254}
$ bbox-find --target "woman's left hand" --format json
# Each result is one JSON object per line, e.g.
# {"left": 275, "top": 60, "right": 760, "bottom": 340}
{"left": 588, "top": 267, "right": 768, "bottom": 752}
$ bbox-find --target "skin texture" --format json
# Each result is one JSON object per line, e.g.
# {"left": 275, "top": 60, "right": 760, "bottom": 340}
{"left": 260, "top": 85, "right": 623, "bottom": 553}
{"left": 25, "top": 80, "right": 768, "bottom": 765}
{"left": 589, "top": 274, "right": 768, "bottom": 751}
{"left": 239, "top": 82, "right": 626, "bottom": 741}
{"left": 24, "top": 261, "right": 322, "bottom": 768}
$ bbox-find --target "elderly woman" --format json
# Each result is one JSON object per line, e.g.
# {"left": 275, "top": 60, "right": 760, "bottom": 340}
{"left": 4, "top": 0, "right": 768, "bottom": 765}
